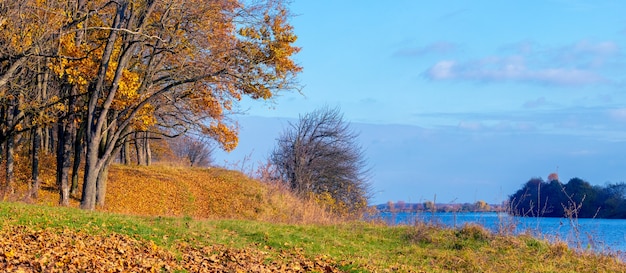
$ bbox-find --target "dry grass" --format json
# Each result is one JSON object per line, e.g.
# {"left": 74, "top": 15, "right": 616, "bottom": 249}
{"left": 0, "top": 155, "right": 625, "bottom": 272}
{"left": 1, "top": 153, "right": 340, "bottom": 224}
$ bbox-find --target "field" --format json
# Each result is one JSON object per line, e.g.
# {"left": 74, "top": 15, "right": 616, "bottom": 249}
{"left": 0, "top": 164, "right": 624, "bottom": 272}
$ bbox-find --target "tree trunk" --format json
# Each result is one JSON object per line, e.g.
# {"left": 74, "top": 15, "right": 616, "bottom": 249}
{"left": 30, "top": 128, "right": 41, "bottom": 199}
{"left": 71, "top": 121, "right": 85, "bottom": 195}
{"left": 80, "top": 138, "right": 100, "bottom": 210}
{"left": 95, "top": 162, "right": 109, "bottom": 207}
{"left": 95, "top": 136, "right": 122, "bottom": 207}
{"left": 56, "top": 122, "right": 73, "bottom": 206}
{"left": 124, "top": 136, "right": 131, "bottom": 164}
{"left": 5, "top": 134, "right": 15, "bottom": 195}
{"left": 135, "top": 131, "right": 145, "bottom": 165}
{"left": 4, "top": 100, "right": 19, "bottom": 196}
{"left": 144, "top": 132, "right": 151, "bottom": 166}
{"left": 81, "top": 1, "right": 153, "bottom": 210}
{"left": 47, "top": 127, "right": 56, "bottom": 154}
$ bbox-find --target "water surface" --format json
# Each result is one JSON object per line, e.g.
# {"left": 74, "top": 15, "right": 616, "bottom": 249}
{"left": 377, "top": 211, "right": 626, "bottom": 254}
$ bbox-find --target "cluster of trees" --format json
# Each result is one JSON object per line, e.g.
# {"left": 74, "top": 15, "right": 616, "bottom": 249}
{"left": 380, "top": 200, "right": 499, "bottom": 213}
{"left": 0, "top": 0, "right": 301, "bottom": 209}
{"left": 270, "top": 107, "right": 371, "bottom": 215}
{"left": 508, "top": 174, "right": 626, "bottom": 219}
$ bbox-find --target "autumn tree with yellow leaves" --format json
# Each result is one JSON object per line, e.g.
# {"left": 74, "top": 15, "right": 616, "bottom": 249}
{"left": 0, "top": 0, "right": 301, "bottom": 210}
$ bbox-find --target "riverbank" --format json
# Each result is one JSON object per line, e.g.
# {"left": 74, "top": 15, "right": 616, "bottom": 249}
{"left": 378, "top": 211, "right": 626, "bottom": 255}
{"left": 1, "top": 202, "right": 624, "bottom": 272}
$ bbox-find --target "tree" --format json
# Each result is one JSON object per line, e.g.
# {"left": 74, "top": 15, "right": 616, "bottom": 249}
{"left": 474, "top": 200, "right": 490, "bottom": 211}
{"left": 0, "top": 0, "right": 300, "bottom": 207}
{"left": 0, "top": 0, "right": 67, "bottom": 196}
{"left": 548, "top": 172, "right": 559, "bottom": 182}
{"left": 270, "top": 107, "right": 371, "bottom": 214}
{"left": 169, "top": 136, "right": 214, "bottom": 167}
{"left": 27, "top": 0, "right": 301, "bottom": 210}
{"left": 423, "top": 201, "right": 435, "bottom": 212}
{"left": 508, "top": 176, "right": 626, "bottom": 218}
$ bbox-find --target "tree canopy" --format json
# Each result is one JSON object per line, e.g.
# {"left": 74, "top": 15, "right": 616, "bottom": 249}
{"left": 508, "top": 176, "right": 626, "bottom": 219}
{"left": 270, "top": 107, "right": 371, "bottom": 215}
{"left": 0, "top": 0, "right": 301, "bottom": 209}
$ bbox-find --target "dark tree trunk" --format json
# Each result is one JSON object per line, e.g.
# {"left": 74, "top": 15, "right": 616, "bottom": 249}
{"left": 95, "top": 148, "right": 118, "bottom": 207}
{"left": 144, "top": 132, "right": 151, "bottom": 166}
{"left": 71, "top": 121, "right": 85, "bottom": 195}
{"left": 5, "top": 134, "right": 15, "bottom": 195}
{"left": 80, "top": 145, "right": 99, "bottom": 210}
{"left": 4, "top": 100, "right": 20, "bottom": 196}
{"left": 135, "top": 131, "right": 145, "bottom": 165}
{"left": 123, "top": 136, "right": 130, "bottom": 164}
{"left": 30, "top": 128, "right": 41, "bottom": 199}
{"left": 56, "top": 122, "right": 73, "bottom": 206}
{"left": 95, "top": 162, "right": 109, "bottom": 207}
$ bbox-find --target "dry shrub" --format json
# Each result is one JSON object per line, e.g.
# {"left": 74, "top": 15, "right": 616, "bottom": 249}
{"left": 254, "top": 161, "right": 346, "bottom": 224}
{"left": 456, "top": 223, "right": 491, "bottom": 241}
{"left": 260, "top": 180, "right": 341, "bottom": 224}
{"left": 549, "top": 240, "right": 572, "bottom": 258}
{"left": 405, "top": 222, "right": 442, "bottom": 245}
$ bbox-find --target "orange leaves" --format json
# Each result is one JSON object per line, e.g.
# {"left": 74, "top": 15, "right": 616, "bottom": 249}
{"left": 265, "top": 9, "right": 301, "bottom": 77}
{"left": 177, "top": 243, "right": 342, "bottom": 273}
{"left": 206, "top": 122, "right": 238, "bottom": 152}
{"left": 0, "top": 226, "right": 178, "bottom": 272}
{"left": 548, "top": 172, "right": 559, "bottom": 182}
{"left": 104, "top": 165, "right": 266, "bottom": 219}
{"left": 24, "top": 228, "right": 342, "bottom": 272}
{"left": 237, "top": 7, "right": 302, "bottom": 78}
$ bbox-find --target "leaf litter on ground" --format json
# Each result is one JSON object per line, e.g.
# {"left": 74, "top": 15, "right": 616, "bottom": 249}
{"left": 0, "top": 225, "right": 344, "bottom": 272}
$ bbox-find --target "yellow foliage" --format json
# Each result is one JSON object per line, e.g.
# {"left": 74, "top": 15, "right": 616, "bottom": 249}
{"left": 6, "top": 0, "right": 302, "bottom": 162}
{"left": 131, "top": 104, "right": 157, "bottom": 131}
{"left": 205, "top": 122, "right": 238, "bottom": 152}
{"left": 49, "top": 32, "right": 100, "bottom": 88}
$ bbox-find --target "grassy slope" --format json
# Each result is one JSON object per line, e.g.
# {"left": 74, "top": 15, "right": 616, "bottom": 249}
{"left": 29, "top": 164, "right": 335, "bottom": 223}
{"left": 1, "top": 164, "right": 625, "bottom": 272}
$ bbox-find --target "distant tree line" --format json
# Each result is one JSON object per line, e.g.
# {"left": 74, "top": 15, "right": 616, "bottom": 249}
{"left": 377, "top": 200, "right": 502, "bottom": 213}
{"left": 508, "top": 175, "right": 626, "bottom": 219}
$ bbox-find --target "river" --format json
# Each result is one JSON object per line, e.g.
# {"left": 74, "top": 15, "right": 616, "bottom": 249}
{"left": 376, "top": 211, "right": 626, "bottom": 255}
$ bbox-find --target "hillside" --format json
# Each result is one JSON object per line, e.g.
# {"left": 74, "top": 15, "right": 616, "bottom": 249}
{"left": 19, "top": 163, "right": 335, "bottom": 224}
{"left": 0, "top": 164, "right": 624, "bottom": 272}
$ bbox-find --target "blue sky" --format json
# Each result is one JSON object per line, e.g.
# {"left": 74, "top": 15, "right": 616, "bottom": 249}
{"left": 216, "top": 1, "right": 626, "bottom": 205}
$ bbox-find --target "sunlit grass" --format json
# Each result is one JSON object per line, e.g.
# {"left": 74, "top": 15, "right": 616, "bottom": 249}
{"left": 0, "top": 201, "right": 623, "bottom": 272}
{"left": 1, "top": 158, "right": 624, "bottom": 272}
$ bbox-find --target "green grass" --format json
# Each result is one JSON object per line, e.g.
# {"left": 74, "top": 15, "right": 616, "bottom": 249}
{"left": 0, "top": 201, "right": 624, "bottom": 272}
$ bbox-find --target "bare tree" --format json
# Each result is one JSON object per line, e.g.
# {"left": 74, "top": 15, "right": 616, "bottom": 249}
{"left": 169, "top": 136, "right": 214, "bottom": 167}
{"left": 270, "top": 106, "right": 371, "bottom": 213}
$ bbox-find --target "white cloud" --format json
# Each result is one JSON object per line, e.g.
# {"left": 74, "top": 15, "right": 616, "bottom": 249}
{"left": 424, "top": 56, "right": 607, "bottom": 86}
{"left": 426, "top": 60, "right": 456, "bottom": 80}
{"left": 424, "top": 40, "right": 621, "bottom": 86}
{"left": 609, "top": 108, "right": 626, "bottom": 122}
{"left": 554, "top": 40, "right": 620, "bottom": 69}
